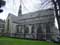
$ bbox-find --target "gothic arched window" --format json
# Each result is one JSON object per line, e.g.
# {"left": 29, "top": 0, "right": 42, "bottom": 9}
{"left": 32, "top": 24, "right": 35, "bottom": 33}
{"left": 24, "top": 25, "right": 29, "bottom": 33}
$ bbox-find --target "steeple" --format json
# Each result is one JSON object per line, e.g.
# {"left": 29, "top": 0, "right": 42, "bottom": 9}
{"left": 18, "top": 0, "right": 22, "bottom": 16}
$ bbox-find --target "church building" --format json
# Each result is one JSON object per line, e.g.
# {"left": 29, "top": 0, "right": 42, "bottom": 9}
{"left": 4, "top": 1, "right": 59, "bottom": 41}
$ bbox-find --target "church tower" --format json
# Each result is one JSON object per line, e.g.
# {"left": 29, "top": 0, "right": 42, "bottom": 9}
{"left": 18, "top": 0, "right": 22, "bottom": 16}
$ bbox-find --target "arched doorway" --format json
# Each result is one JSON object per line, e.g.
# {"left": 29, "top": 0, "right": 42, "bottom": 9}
{"left": 37, "top": 24, "right": 43, "bottom": 40}
{"left": 46, "top": 23, "right": 51, "bottom": 40}
{"left": 24, "top": 25, "right": 29, "bottom": 38}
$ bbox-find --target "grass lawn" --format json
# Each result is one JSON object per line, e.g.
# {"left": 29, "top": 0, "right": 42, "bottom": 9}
{"left": 0, "top": 37, "right": 59, "bottom": 45}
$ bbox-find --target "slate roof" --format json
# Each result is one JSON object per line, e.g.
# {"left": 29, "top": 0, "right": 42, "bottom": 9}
{"left": 8, "top": 9, "right": 54, "bottom": 24}
{"left": 0, "top": 19, "right": 5, "bottom": 23}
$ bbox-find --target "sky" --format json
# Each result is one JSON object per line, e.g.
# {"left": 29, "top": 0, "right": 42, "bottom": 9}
{"left": 0, "top": 0, "right": 58, "bottom": 28}
{"left": 0, "top": 0, "right": 52, "bottom": 20}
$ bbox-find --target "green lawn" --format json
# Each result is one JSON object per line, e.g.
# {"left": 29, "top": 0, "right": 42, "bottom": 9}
{"left": 0, "top": 37, "right": 59, "bottom": 45}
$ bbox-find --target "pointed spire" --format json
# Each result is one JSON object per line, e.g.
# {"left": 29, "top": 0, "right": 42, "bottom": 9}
{"left": 18, "top": 0, "right": 22, "bottom": 16}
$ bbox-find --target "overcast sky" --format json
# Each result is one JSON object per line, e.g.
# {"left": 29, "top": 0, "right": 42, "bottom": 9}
{"left": 0, "top": 0, "right": 52, "bottom": 19}
{"left": 0, "top": 0, "right": 58, "bottom": 28}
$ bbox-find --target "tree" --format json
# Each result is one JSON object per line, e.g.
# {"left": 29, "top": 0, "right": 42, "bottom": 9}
{"left": 0, "top": 0, "right": 5, "bottom": 13}
{"left": 56, "top": 0, "right": 60, "bottom": 9}
{"left": 52, "top": 0, "right": 60, "bottom": 30}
